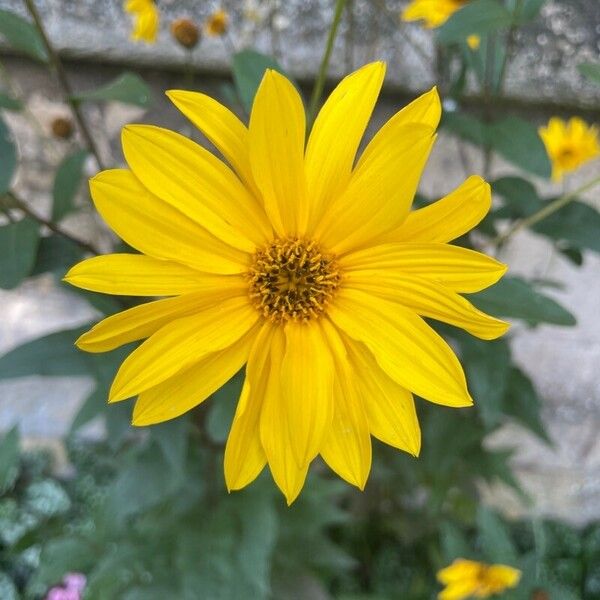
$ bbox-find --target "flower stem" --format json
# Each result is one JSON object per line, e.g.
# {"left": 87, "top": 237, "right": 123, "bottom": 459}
{"left": 4, "top": 191, "right": 101, "bottom": 255}
{"left": 307, "top": 0, "right": 348, "bottom": 127}
{"left": 23, "top": 0, "right": 107, "bottom": 170}
{"left": 493, "top": 174, "right": 600, "bottom": 246}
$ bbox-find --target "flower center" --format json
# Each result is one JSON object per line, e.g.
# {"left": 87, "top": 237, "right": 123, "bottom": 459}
{"left": 248, "top": 239, "right": 341, "bottom": 323}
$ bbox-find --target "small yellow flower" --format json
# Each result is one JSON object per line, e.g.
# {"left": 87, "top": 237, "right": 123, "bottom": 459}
{"left": 205, "top": 9, "right": 229, "bottom": 37}
{"left": 539, "top": 116, "right": 600, "bottom": 182}
{"left": 402, "top": 0, "right": 480, "bottom": 48}
{"left": 124, "top": 0, "right": 159, "bottom": 44}
{"left": 65, "top": 63, "right": 508, "bottom": 504}
{"left": 437, "top": 559, "right": 521, "bottom": 599}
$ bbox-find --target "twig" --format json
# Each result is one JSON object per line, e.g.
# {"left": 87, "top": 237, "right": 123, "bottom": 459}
{"left": 492, "top": 175, "right": 600, "bottom": 246}
{"left": 5, "top": 191, "right": 101, "bottom": 255}
{"left": 23, "top": 0, "right": 106, "bottom": 170}
{"left": 307, "top": 0, "right": 348, "bottom": 127}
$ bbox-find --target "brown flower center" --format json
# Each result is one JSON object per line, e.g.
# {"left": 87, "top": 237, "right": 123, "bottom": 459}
{"left": 248, "top": 239, "right": 341, "bottom": 323}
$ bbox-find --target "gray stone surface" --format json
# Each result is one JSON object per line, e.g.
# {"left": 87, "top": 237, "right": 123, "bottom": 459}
{"left": 0, "top": 1, "right": 599, "bottom": 523}
{"left": 0, "top": 0, "right": 599, "bottom": 108}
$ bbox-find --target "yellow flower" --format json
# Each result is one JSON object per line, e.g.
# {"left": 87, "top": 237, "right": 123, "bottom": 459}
{"left": 205, "top": 9, "right": 229, "bottom": 37}
{"left": 124, "top": 0, "right": 159, "bottom": 44}
{"left": 402, "top": 0, "right": 480, "bottom": 48}
{"left": 539, "top": 116, "right": 600, "bottom": 182}
{"left": 437, "top": 559, "right": 521, "bottom": 599}
{"left": 65, "top": 63, "right": 508, "bottom": 504}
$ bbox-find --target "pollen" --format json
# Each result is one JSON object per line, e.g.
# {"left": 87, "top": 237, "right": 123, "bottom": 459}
{"left": 248, "top": 239, "right": 341, "bottom": 323}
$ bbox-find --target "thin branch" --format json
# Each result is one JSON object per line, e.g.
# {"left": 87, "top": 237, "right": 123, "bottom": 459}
{"left": 307, "top": 0, "right": 348, "bottom": 127}
{"left": 5, "top": 191, "right": 101, "bottom": 255}
{"left": 23, "top": 0, "right": 106, "bottom": 170}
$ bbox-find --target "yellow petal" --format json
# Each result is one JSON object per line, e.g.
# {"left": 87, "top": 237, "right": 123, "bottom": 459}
{"left": 249, "top": 70, "right": 307, "bottom": 237}
{"left": 345, "top": 337, "right": 420, "bottom": 455}
{"left": 76, "top": 281, "right": 247, "bottom": 353}
{"left": 328, "top": 288, "right": 472, "bottom": 407}
{"left": 224, "top": 324, "right": 275, "bottom": 491}
{"left": 437, "top": 560, "right": 482, "bottom": 584}
{"left": 280, "top": 322, "right": 334, "bottom": 466}
{"left": 387, "top": 176, "right": 491, "bottom": 244}
{"left": 487, "top": 565, "right": 521, "bottom": 588}
{"left": 316, "top": 124, "right": 436, "bottom": 254}
{"left": 121, "top": 124, "right": 271, "bottom": 251}
{"left": 438, "top": 580, "right": 479, "bottom": 600}
{"left": 358, "top": 86, "right": 441, "bottom": 168}
{"left": 133, "top": 326, "right": 257, "bottom": 426}
{"left": 109, "top": 296, "right": 257, "bottom": 402}
{"left": 319, "top": 319, "right": 372, "bottom": 489}
{"left": 305, "top": 62, "right": 385, "bottom": 231}
{"left": 345, "top": 271, "right": 509, "bottom": 340}
{"left": 340, "top": 242, "right": 507, "bottom": 293}
{"left": 166, "top": 90, "right": 260, "bottom": 197}
{"left": 90, "top": 169, "right": 249, "bottom": 274}
{"left": 259, "top": 327, "right": 309, "bottom": 504}
{"left": 64, "top": 254, "right": 215, "bottom": 296}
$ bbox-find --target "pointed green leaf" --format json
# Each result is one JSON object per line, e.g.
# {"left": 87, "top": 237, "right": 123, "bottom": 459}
{"left": 0, "top": 9, "right": 48, "bottom": 63}
{"left": 0, "top": 218, "right": 40, "bottom": 289}
{"left": 52, "top": 149, "right": 89, "bottom": 220}
{"left": 0, "top": 92, "right": 22, "bottom": 111}
{"left": 0, "top": 114, "right": 17, "bottom": 195}
{"left": 73, "top": 72, "right": 152, "bottom": 107}
{"left": 0, "top": 427, "right": 20, "bottom": 494}
{"left": 437, "top": 0, "right": 512, "bottom": 44}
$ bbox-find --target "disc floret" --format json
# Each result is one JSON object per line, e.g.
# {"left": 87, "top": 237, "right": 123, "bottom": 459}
{"left": 248, "top": 239, "right": 341, "bottom": 323}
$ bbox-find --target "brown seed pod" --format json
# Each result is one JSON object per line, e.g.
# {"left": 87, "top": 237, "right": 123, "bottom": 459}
{"left": 170, "top": 17, "right": 201, "bottom": 50}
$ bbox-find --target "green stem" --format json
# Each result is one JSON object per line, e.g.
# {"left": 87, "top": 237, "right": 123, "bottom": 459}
{"left": 4, "top": 191, "right": 101, "bottom": 255}
{"left": 493, "top": 175, "right": 600, "bottom": 246}
{"left": 307, "top": 0, "right": 348, "bottom": 127}
{"left": 23, "top": 0, "right": 106, "bottom": 170}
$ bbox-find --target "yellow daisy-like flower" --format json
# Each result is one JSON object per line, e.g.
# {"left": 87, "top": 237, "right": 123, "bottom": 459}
{"left": 124, "top": 0, "right": 159, "bottom": 44}
{"left": 205, "top": 9, "right": 229, "bottom": 37}
{"left": 65, "top": 63, "right": 508, "bottom": 504}
{"left": 437, "top": 559, "right": 521, "bottom": 599}
{"left": 538, "top": 116, "right": 600, "bottom": 182}
{"left": 401, "top": 0, "right": 480, "bottom": 48}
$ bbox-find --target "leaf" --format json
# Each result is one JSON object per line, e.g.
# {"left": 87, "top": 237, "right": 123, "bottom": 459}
{"left": 151, "top": 418, "right": 189, "bottom": 476}
{"left": 492, "top": 176, "right": 543, "bottom": 218}
{"left": 31, "top": 234, "right": 83, "bottom": 276}
{"left": 514, "top": 0, "right": 546, "bottom": 23}
{"left": 73, "top": 72, "right": 152, "bottom": 107}
{"left": 52, "top": 149, "right": 89, "bottom": 220}
{"left": 0, "top": 218, "right": 40, "bottom": 289}
{"left": 437, "top": 0, "right": 512, "bottom": 44}
{"left": 0, "top": 92, "right": 22, "bottom": 111}
{"left": 69, "top": 383, "right": 106, "bottom": 433}
{"left": 0, "top": 427, "right": 20, "bottom": 494}
{"left": 534, "top": 200, "right": 600, "bottom": 253}
{"left": 441, "top": 111, "right": 487, "bottom": 146}
{"left": 487, "top": 116, "right": 552, "bottom": 178}
{"left": 0, "top": 325, "right": 93, "bottom": 379}
{"left": 0, "top": 114, "right": 17, "bottom": 195}
{"left": 470, "top": 276, "right": 576, "bottom": 326}
{"left": 440, "top": 521, "right": 472, "bottom": 562}
{"left": 232, "top": 50, "right": 288, "bottom": 113}
{"left": 0, "top": 9, "right": 48, "bottom": 63}
{"left": 504, "top": 367, "right": 551, "bottom": 443}
{"left": 206, "top": 370, "right": 244, "bottom": 444}
{"left": 477, "top": 507, "right": 518, "bottom": 563}
{"left": 578, "top": 62, "right": 600, "bottom": 86}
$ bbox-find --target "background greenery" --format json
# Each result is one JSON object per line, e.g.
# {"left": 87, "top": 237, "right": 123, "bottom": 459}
{"left": 0, "top": 0, "right": 599, "bottom": 598}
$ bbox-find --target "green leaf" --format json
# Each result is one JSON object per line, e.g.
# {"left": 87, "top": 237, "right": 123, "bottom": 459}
{"left": 492, "top": 176, "right": 543, "bottom": 218}
{"left": 0, "top": 91, "right": 22, "bottom": 111}
{"left": 477, "top": 507, "right": 518, "bottom": 563}
{"left": 151, "top": 418, "right": 189, "bottom": 475}
{"left": 73, "top": 72, "right": 152, "bottom": 107}
{"left": 440, "top": 521, "right": 472, "bottom": 562}
{"left": 206, "top": 370, "right": 244, "bottom": 444}
{"left": 52, "top": 149, "right": 89, "bottom": 220}
{"left": 513, "top": 0, "right": 546, "bottom": 23}
{"left": 69, "top": 383, "right": 106, "bottom": 433}
{"left": 0, "top": 427, "right": 20, "bottom": 494}
{"left": 504, "top": 367, "right": 550, "bottom": 443}
{"left": 232, "top": 50, "right": 288, "bottom": 113}
{"left": 441, "top": 111, "right": 487, "bottom": 146}
{"left": 437, "top": 0, "right": 512, "bottom": 44}
{"left": 0, "top": 218, "right": 40, "bottom": 289}
{"left": 578, "top": 62, "right": 600, "bottom": 86}
{"left": 487, "top": 116, "right": 552, "bottom": 178}
{"left": 0, "top": 9, "right": 48, "bottom": 62}
{"left": 0, "top": 573, "right": 17, "bottom": 600}
{"left": 470, "top": 276, "right": 576, "bottom": 326}
{"left": 534, "top": 200, "right": 600, "bottom": 253}
{"left": 0, "top": 114, "right": 17, "bottom": 195}
{"left": 0, "top": 325, "right": 93, "bottom": 379}
{"left": 31, "top": 234, "right": 83, "bottom": 276}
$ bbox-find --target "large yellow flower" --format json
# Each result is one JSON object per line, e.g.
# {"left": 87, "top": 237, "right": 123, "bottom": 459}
{"left": 539, "top": 116, "right": 600, "bottom": 182}
{"left": 437, "top": 559, "right": 521, "bottom": 599}
{"left": 124, "top": 0, "right": 159, "bottom": 44}
{"left": 65, "top": 63, "right": 508, "bottom": 504}
{"left": 401, "top": 0, "right": 480, "bottom": 48}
